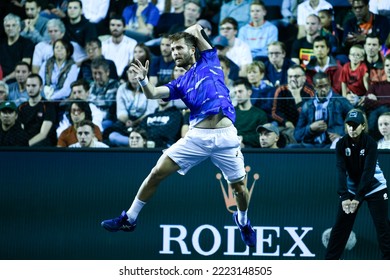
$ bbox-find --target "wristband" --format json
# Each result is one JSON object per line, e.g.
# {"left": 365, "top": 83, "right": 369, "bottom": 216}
{"left": 138, "top": 76, "right": 149, "bottom": 87}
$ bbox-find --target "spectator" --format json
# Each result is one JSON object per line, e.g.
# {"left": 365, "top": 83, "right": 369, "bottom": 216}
{"left": 264, "top": 41, "right": 296, "bottom": 87}
{"left": 57, "top": 99, "right": 103, "bottom": 147}
{"left": 0, "top": 13, "right": 34, "bottom": 84}
{"left": 140, "top": 99, "right": 183, "bottom": 148}
{"left": 63, "top": 0, "right": 97, "bottom": 61}
{"left": 218, "top": 55, "right": 237, "bottom": 106}
{"left": 213, "top": 36, "right": 240, "bottom": 81}
{"left": 56, "top": 79, "right": 104, "bottom": 137}
{"left": 377, "top": 112, "right": 390, "bottom": 149}
{"left": 0, "top": 101, "right": 29, "bottom": 146}
{"left": 32, "top": 18, "right": 86, "bottom": 74}
{"left": 362, "top": 54, "right": 390, "bottom": 141}
{"left": 122, "top": 0, "right": 160, "bottom": 43}
{"left": 8, "top": 61, "right": 31, "bottom": 106}
{"left": 69, "top": 119, "right": 109, "bottom": 148}
{"left": 20, "top": 0, "right": 49, "bottom": 44}
{"left": 293, "top": 72, "right": 353, "bottom": 148}
{"left": 246, "top": 61, "right": 275, "bottom": 121}
{"left": 128, "top": 127, "right": 148, "bottom": 148}
{"left": 102, "top": 15, "right": 137, "bottom": 77}
{"left": 364, "top": 33, "right": 386, "bottom": 84}
{"left": 40, "top": 0, "right": 67, "bottom": 19}
{"left": 218, "top": 17, "right": 253, "bottom": 77}
{"left": 77, "top": 38, "right": 118, "bottom": 84}
{"left": 168, "top": 0, "right": 202, "bottom": 34}
{"left": 369, "top": 0, "right": 390, "bottom": 23}
{"left": 149, "top": 34, "right": 175, "bottom": 86}
{"left": 340, "top": 44, "right": 369, "bottom": 104}
{"left": 233, "top": 78, "right": 267, "bottom": 148}
{"left": 296, "top": 0, "right": 333, "bottom": 39}
{"left": 219, "top": 0, "right": 251, "bottom": 30}
{"left": 0, "top": 82, "right": 9, "bottom": 103}
{"left": 120, "top": 43, "right": 153, "bottom": 82}
{"left": 153, "top": 0, "right": 185, "bottom": 38}
{"left": 318, "top": 9, "right": 343, "bottom": 52}
{"left": 80, "top": 0, "right": 110, "bottom": 35}
{"left": 343, "top": 0, "right": 389, "bottom": 49}
{"left": 106, "top": 64, "right": 158, "bottom": 147}
{"left": 39, "top": 38, "right": 79, "bottom": 100}
{"left": 89, "top": 58, "right": 120, "bottom": 130}
{"left": 257, "top": 123, "right": 280, "bottom": 149}
{"left": 272, "top": 65, "right": 315, "bottom": 143}
{"left": 18, "top": 74, "right": 57, "bottom": 146}
{"left": 238, "top": 0, "right": 278, "bottom": 61}
{"left": 305, "top": 36, "right": 343, "bottom": 94}
{"left": 291, "top": 14, "right": 321, "bottom": 66}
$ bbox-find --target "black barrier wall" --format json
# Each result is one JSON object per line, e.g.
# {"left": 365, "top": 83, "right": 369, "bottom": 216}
{"left": 0, "top": 149, "right": 389, "bottom": 260}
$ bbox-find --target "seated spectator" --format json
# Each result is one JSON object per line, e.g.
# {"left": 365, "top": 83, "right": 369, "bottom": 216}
{"left": 318, "top": 9, "right": 343, "bottom": 54}
{"left": 238, "top": 0, "right": 278, "bottom": 61}
{"left": 233, "top": 78, "right": 267, "bottom": 148}
{"left": 246, "top": 61, "right": 275, "bottom": 121}
{"left": 364, "top": 33, "right": 386, "bottom": 84}
{"left": 218, "top": 55, "right": 237, "bottom": 106}
{"left": 291, "top": 14, "right": 321, "bottom": 66}
{"left": 0, "top": 101, "right": 29, "bottom": 146}
{"left": 39, "top": 38, "right": 79, "bottom": 100}
{"left": 343, "top": 0, "right": 389, "bottom": 50}
{"left": 89, "top": 58, "right": 120, "bottom": 130}
{"left": 128, "top": 127, "right": 148, "bottom": 148}
{"left": 121, "top": 43, "right": 153, "bottom": 82}
{"left": 369, "top": 0, "right": 390, "bottom": 23}
{"left": 377, "top": 112, "right": 390, "bottom": 149}
{"left": 77, "top": 38, "right": 118, "bottom": 84}
{"left": 153, "top": 0, "right": 185, "bottom": 38}
{"left": 340, "top": 44, "right": 369, "bottom": 104}
{"left": 149, "top": 34, "right": 175, "bottom": 86}
{"left": 20, "top": 0, "right": 49, "bottom": 44}
{"left": 122, "top": 0, "right": 160, "bottom": 43}
{"left": 7, "top": 61, "right": 31, "bottom": 106}
{"left": 292, "top": 72, "right": 353, "bottom": 148}
{"left": 218, "top": 17, "right": 253, "bottom": 77}
{"left": 0, "top": 13, "right": 34, "bottom": 84}
{"left": 18, "top": 74, "right": 57, "bottom": 146}
{"left": 106, "top": 64, "right": 158, "bottom": 147}
{"left": 213, "top": 36, "right": 240, "bottom": 81}
{"left": 139, "top": 99, "right": 183, "bottom": 148}
{"left": 101, "top": 15, "right": 137, "bottom": 77}
{"left": 305, "top": 36, "right": 343, "bottom": 94}
{"left": 40, "top": 0, "right": 67, "bottom": 19}
{"left": 296, "top": 0, "right": 333, "bottom": 39}
{"left": 362, "top": 54, "right": 390, "bottom": 140}
{"left": 31, "top": 18, "right": 85, "bottom": 74}
{"left": 167, "top": 0, "right": 202, "bottom": 34}
{"left": 0, "top": 82, "right": 9, "bottom": 103}
{"left": 257, "top": 123, "right": 280, "bottom": 149}
{"left": 219, "top": 0, "right": 251, "bottom": 30}
{"left": 56, "top": 79, "right": 104, "bottom": 137}
{"left": 272, "top": 65, "right": 315, "bottom": 144}
{"left": 264, "top": 41, "right": 296, "bottom": 87}
{"left": 57, "top": 100, "right": 103, "bottom": 147}
{"left": 69, "top": 119, "right": 109, "bottom": 148}
{"left": 80, "top": 0, "right": 110, "bottom": 35}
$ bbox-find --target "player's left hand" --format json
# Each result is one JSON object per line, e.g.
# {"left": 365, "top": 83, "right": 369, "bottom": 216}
{"left": 349, "top": 200, "right": 359, "bottom": 213}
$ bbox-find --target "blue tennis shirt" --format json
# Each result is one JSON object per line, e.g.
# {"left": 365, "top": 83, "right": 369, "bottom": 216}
{"left": 165, "top": 48, "right": 235, "bottom": 127}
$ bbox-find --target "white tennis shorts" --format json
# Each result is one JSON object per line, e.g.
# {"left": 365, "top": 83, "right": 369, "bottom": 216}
{"left": 164, "top": 125, "right": 246, "bottom": 183}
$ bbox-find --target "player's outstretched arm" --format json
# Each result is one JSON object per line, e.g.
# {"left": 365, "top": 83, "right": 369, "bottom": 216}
{"left": 131, "top": 59, "right": 170, "bottom": 99}
{"left": 184, "top": 24, "right": 212, "bottom": 52}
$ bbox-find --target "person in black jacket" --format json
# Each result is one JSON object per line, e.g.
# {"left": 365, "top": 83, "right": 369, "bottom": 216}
{"left": 0, "top": 101, "right": 29, "bottom": 146}
{"left": 325, "top": 108, "right": 390, "bottom": 259}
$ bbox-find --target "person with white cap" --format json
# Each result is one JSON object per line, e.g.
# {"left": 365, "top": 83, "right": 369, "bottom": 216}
{"left": 325, "top": 108, "right": 390, "bottom": 259}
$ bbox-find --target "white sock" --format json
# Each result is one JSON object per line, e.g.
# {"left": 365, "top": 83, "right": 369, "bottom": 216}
{"left": 126, "top": 198, "right": 146, "bottom": 223}
{"left": 237, "top": 210, "right": 248, "bottom": 226}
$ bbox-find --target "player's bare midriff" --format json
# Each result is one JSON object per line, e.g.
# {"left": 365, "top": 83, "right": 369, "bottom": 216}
{"left": 195, "top": 114, "right": 232, "bottom": 129}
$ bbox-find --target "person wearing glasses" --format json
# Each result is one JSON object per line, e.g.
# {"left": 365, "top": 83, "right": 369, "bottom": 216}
{"left": 272, "top": 65, "right": 315, "bottom": 145}
{"left": 340, "top": 44, "right": 369, "bottom": 104}
{"left": 292, "top": 72, "right": 352, "bottom": 148}
{"left": 264, "top": 41, "right": 296, "bottom": 87}
{"left": 343, "top": 0, "right": 389, "bottom": 50}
